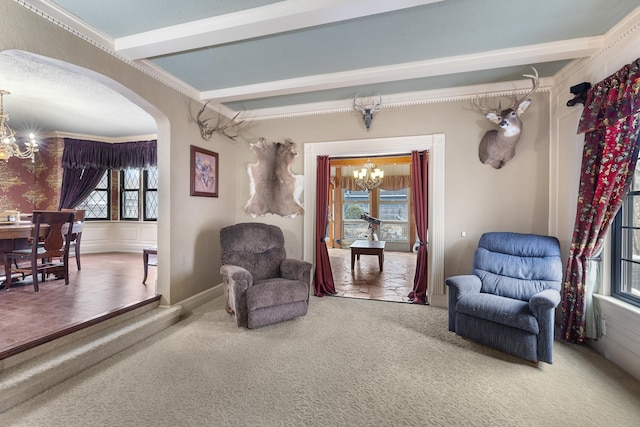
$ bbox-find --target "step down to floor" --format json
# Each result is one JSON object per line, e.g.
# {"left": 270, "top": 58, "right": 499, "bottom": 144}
{"left": 0, "top": 304, "right": 183, "bottom": 413}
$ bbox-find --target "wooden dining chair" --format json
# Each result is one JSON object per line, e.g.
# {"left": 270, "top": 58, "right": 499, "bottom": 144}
{"left": 61, "top": 209, "right": 86, "bottom": 270}
{"left": 3, "top": 210, "right": 75, "bottom": 292}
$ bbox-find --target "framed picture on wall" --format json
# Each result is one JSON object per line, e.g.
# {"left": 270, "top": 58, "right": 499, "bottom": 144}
{"left": 190, "top": 145, "right": 219, "bottom": 197}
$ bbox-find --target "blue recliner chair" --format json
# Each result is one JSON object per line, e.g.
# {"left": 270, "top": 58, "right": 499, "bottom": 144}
{"left": 446, "top": 232, "right": 563, "bottom": 364}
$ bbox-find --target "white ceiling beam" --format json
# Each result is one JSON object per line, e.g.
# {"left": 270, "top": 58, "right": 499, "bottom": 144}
{"left": 200, "top": 37, "right": 603, "bottom": 102}
{"left": 115, "top": 0, "right": 444, "bottom": 60}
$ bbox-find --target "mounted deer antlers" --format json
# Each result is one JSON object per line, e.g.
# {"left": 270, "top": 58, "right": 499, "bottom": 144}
{"left": 353, "top": 93, "right": 382, "bottom": 131}
{"left": 196, "top": 100, "right": 244, "bottom": 141}
{"left": 472, "top": 67, "right": 539, "bottom": 169}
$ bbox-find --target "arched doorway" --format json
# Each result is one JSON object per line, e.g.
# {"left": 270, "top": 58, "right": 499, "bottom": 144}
{"left": 0, "top": 50, "right": 167, "bottom": 358}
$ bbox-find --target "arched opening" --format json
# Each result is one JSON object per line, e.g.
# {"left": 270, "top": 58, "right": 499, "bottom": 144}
{"left": 0, "top": 50, "right": 168, "bottom": 359}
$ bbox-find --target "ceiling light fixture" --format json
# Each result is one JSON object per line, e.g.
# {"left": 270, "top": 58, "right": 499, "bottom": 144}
{"left": 0, "top": 90, "right": 38, "bottom": 162}
{"left": 353, "top": 159, "right": 384, "bottom": 192}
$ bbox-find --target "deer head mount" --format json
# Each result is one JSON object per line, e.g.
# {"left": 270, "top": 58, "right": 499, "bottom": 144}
{"left": 196, "top": 100, "right": 244, "bottom": 141}
{"left": 472, "top": 67, "right": 539, "bottom": 169}
{"left": 353, "top": 94, "right": 382, "bottom": 131}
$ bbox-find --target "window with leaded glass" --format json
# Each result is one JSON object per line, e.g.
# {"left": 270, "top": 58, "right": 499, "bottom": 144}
{"left": 76, "top": 170, "right": 110, "bottom": 220}
{"left": 144, "top": 167, "right": 158, "bottom": 220}
{"left": 121, "top": 169, "right": 140, "bottom": 220}
{"left": 612, "top": 164, "right": 640, "bottom": 307}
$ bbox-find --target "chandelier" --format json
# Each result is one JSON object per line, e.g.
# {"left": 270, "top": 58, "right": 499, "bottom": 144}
{"left": 353, "top": 159, "right": 384, "bottom": 192}
{"left": 0, "top": 90, "right": 38, "bottom": 162}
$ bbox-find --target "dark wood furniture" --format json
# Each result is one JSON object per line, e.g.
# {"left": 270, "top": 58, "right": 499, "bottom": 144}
{"left": 350, "top": 240, "right": 386, "bottom": 271}
{"left": 3, "top": 211, "right": 75, "bottom": 292}
{"left": 62, "top": 209, "right": 85, "bottom": 270}
{"left": 143, "top": 247, "right": 157, "bottom": 285}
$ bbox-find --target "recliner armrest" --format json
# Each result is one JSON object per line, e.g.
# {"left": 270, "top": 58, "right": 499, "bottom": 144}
{"left": 280, "top": 259, "right": 312, "bottom": 285}
{"left": 529, "top": 289, "right": 561, "bottom": 313}
{"left": 445, "top": 275, "right": 482, "bottom": 332}
{"left": 445, "top": 275, "right": 482, "bottom": 298}
{"left": 220, "top": 264, "right": 254, "bottom": 291}
{"left": 220, "top": 264, "right": 254, "bottom": 327}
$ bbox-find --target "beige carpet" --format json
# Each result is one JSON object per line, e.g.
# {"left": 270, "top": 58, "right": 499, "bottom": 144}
{"left": 1, "top": 295, "right": 640, "bottom": 426}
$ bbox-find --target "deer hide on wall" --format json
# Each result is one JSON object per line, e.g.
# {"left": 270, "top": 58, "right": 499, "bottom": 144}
{"left": 244, "top": 138, "right": 304, "bottom": 218}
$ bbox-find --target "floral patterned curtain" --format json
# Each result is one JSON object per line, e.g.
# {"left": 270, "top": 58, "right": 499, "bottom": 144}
{"left": 561, "top": 58, "right": 640, "bottom": 343}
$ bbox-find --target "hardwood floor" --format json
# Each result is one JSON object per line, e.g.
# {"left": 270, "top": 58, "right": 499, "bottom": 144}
{"left": 0, "top": 248, "right": 415, "bottom": 360}
{"left": 0, "top": 252, "right": 158, "bottom": 360}
{"left": 329, "top": 248, "right": 416, "bottom": 303}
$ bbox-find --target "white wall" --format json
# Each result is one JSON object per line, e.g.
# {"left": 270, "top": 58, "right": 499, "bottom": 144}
{"left": 80, "top": 222, "right": 157, "bottom": 254}
{"left": 236, "top": 92, "right": 551, "bottom": 283}
{"left": 550, "top": 10, "right": 640, "bottom": 380}
{"left": 0, "top": 1, "right": 237, "bottom": 306}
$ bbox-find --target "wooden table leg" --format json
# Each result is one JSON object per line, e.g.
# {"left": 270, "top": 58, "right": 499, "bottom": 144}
{"left": 351, "top": 248, "right": 356, "bottom": 270}
{"left": 143, "top": 247, "right": 158, "bottom": 285}
{"left": 143, "top": 250, "right": 149, "bottom": 284}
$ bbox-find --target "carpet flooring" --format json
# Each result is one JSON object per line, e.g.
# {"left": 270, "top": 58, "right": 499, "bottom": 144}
{"left": 1, "top": 296, "right": 639, "bottom": 426}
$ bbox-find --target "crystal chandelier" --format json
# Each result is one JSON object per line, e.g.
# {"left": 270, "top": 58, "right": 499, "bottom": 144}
{"left": 353, "top": 159, "right": 384, "bottom": 192}
{"left": 0, "top": 90, "right": 38, "bottom": 162}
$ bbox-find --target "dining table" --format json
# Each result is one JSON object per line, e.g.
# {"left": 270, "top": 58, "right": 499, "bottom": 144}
{"left": 0, "top": 222, "right": 40, "bottom": 250}
{"left": 0, "top": 221, "right": 81, "bottom": 287}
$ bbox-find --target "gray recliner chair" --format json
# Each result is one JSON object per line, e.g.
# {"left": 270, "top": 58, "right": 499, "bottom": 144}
{"left": 446, "top": 232, "right": 562, "bottom": 363}
{"left": 220, "top": 222, "right": 312, "bottom": 329}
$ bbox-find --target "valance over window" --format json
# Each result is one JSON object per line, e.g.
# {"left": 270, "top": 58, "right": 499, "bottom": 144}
{"left": 61, "top": 138, "right": 157, "bottom": 170}
{"left": 577, "top": 58, "right": 640, "bottom": 134}
{"left": 333, "top": 175, "right": 411, "bottom": 191}
{"left": 58, "top": 138, "right": 157, "bottom": 210}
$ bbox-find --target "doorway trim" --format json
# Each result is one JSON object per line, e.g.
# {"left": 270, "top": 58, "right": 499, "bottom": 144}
{"left": 303, "top": 134, "right": 446, "bottom": 307}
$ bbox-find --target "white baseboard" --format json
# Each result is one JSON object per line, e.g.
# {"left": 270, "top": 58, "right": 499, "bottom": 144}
{"left": 168, "top": 283, "right": 224, "bottom": 314}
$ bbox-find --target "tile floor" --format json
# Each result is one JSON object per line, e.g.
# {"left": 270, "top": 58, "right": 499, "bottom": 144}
{"left": 0, "top": 252, "right": 158, "bottom": 360}
{"left": 328, "top": 248, "right": 416, "bottom": 303}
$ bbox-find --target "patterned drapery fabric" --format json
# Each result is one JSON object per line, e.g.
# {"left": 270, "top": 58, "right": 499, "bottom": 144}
{"left": 561, "top": 58, "right": 640, "bottom": 343}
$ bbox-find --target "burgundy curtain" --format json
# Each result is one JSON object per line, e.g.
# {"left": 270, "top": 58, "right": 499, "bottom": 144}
{"left": 408, "top": 150, "right": 429, "bottom": 304}
{"left": 561, "top": 58, "right": 640, "bottom": 343}
{"left": 58, "top": 138, "right": 157, "bottom": 210}
{"left": 313, "top": 156, "right": 336, "bottom": 297}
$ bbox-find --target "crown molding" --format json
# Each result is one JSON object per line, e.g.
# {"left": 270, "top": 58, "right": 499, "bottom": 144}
{"left": 15, "top": 1, "right": 204, "bottom": 103}
{"left": 49, "top": 131, "right": 157, "bottom": 143}
{"left": 238, "top": 77, "right": 553, "bottom": 121}
{"left": 202, "top": 37, "right": 600, "bottom": 103}
{"left": 15, "top": 0, "right": 639, "bottom": 123}
{"left": 552, "top": 4, "right": 640, "bottom": 89}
